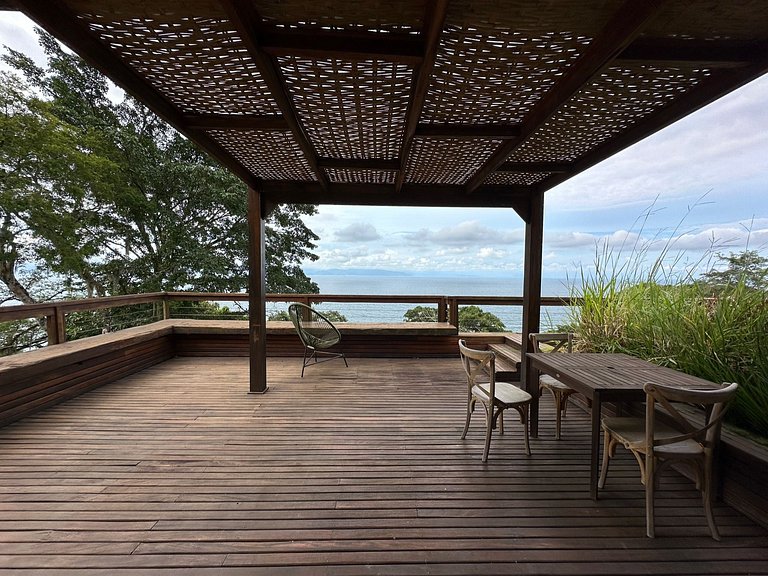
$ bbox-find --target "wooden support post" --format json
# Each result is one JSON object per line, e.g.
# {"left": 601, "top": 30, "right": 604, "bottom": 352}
{"left": 521, "top": 191, "right": 544, "bottom": 437}
{"left": 437, "top": 297, "right": 447, "bottom": 323}
{"left": 46, "top": 307, "right": 66, "bottom": 345}
{"left": 248, "top": 186, "right": 268, "bottom": 394}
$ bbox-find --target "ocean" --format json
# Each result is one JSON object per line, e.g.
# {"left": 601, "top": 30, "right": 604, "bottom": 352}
{"left": 265, "top": 275, "right": 575, "bottom": 332}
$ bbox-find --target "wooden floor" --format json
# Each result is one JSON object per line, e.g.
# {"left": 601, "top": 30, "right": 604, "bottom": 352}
{"left": 1, "top": 357, "right": 767, "bottom": 575}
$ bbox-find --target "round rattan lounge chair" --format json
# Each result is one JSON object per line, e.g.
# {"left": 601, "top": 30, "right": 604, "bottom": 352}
{"left": 288, "top": 303, "right": 349, "bottom": 377}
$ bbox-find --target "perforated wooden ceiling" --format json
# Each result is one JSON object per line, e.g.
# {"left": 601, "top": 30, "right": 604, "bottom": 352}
{"left": 10, "top": 0, "right": 768, "bottom": 211}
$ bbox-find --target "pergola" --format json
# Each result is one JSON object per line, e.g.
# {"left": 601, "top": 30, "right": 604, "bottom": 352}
{"left": 6, "top": 0, "right": 768, "bottom": 393}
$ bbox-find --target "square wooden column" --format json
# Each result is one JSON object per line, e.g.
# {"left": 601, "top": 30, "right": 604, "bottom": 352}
{"left": 248, "top": 186, "right": 268, "bottom": 394}
{"left": 520, "top": 190, "right": 544, "bottom": 436}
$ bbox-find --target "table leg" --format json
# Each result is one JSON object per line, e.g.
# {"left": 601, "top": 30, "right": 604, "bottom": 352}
{"left": 590, "top": 392, "right": 602, "bottom": 500}
{"left": 527, "top": 364, "right": 540, "bottom": 438}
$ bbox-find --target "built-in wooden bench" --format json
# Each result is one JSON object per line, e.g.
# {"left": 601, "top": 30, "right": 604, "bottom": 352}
{"left": 459, "top": 332, "right": 524, "bottom": 381}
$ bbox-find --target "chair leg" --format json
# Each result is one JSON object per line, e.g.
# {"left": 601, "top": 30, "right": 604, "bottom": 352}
{"left": 553, "top": 389, "right": 563, "bottom": 440}
{"left": 520, "top": 405, "right": 531, "bottom": 456}
{"left": 646, "top": 453, "right": 656, "bottom": 538}
{"left": 702, "top": 458, "right": 721, "bottom": 541}
{"left": 461, "top": 396, "right": 474, "bottom": 440}
{"left": 482, "top": 403, "right": 493, "bottom": 462}
{"left": 598, "top": 429, "right": 614, "bottom": 489}
{"left": 300, "top": 346, "right": 310, "bottom": 377}
{"left": 341, "top": 353, "right": 349, "bottom": 368}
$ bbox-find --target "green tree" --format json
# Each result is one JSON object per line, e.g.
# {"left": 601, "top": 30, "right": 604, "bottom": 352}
{"left": 1, "top": 30, "right": 321, "bottom": 305}
{"left": 403, "top": 305, "right": 505, "bottom": 332}
{"left": 403, "top": 305, "right": 437, "bottom": 322}
{"left": 458, "top": 305, "right": 506, "bottom": 332}
{"left": 700, "top": 250, "right": 768, "bottom": 293}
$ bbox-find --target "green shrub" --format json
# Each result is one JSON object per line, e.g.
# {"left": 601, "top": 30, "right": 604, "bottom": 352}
{"left": 570, "top": 250, "right": 768, "bottom": 438}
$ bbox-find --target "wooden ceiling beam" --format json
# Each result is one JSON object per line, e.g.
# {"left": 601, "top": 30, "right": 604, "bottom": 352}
{"left": 415, "top": 124, "right": 521, "bottom": 139}
{"left": 261, "top": 181, "right": 530, "bottom": 210}
{"left": 465, "top": 0, "right": 667, "bottom": 193}
{"left": 498, "top": 162, "right": 572, "bottom": 174}
{"left": 618, "top": 38, "right": 762, "bottom": 68}
{"left": 395, "top": 0, "right": 449, "bottom": 193}
{"left": 16, "top": 0, "right": 260, "bottom": 189}
{"left": 260, "top": 29, "right": 423, "bottom": 64}
{"left": 317, "top": 158, "right": 401, "bottom": 171}
{"left": 183, "top": 114, "right": 289, "bottom": 131}
{"left": 223, "top": 0, "right": 329, "bottom": 190}
{"left": 536, "top": 54, "right": 768, "bottom": 195}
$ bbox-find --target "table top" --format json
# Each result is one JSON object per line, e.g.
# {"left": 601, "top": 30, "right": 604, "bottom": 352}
{"left": 527, "top": 352, "right": 720, "bottom": 394}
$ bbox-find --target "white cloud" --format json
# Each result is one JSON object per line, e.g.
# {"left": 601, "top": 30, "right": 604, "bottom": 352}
{"left": 404, "top": 220, "right": 523, "bottom": 246}
{"left": 334, "top": 222, "right": 381, "bottom": 242}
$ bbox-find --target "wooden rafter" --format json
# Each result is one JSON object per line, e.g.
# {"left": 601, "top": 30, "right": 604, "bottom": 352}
{"left": 259, "top": 28, "right": 423, "bottom": 64}
{"left": 317, "top": 158, "right": 401, "bottom": 171}
{"left": 465, "top": 0, "right": 667, "bottom": 193}
{"left": 618, "top": 38, "right": 763, "bottom": 68}
{"left": 415, "top": 124, "right": 521, "bottom": 139}
{"left": 394, "top": 0, "right": 449, "bottom": 193}
{"left": 260, "top": 181, "right": 529, "bottom": 211}
{"left": 183, "top": 114, "right": 289, "bottom": 131}
{"left": 222, "top": 0, "right": 330, "bottom": 190}
{"left": 498, "top": 162, "right": 572, "bottom": 174}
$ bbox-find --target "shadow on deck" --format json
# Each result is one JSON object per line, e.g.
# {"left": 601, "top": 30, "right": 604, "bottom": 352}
{"left": 0, "top": 356, "right": 767, "bottom": 574}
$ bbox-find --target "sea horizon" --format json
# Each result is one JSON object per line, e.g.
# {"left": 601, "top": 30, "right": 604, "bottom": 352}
{"left": 267, "top": 272, "right": 574, "bottom": 331}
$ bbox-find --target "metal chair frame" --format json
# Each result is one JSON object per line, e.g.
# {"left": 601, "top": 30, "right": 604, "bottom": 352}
{"left": 288, "top": 303, "right": 348, "bottom": 377}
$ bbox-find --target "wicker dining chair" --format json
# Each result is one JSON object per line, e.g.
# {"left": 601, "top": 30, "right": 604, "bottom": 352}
{"left": 528, "top": 332, "right": 576, "bottom": 439}
{"left": 598, "top": 381, "right": 739, "bottom": 539}
{"left": 458, "top": 339, "right": 532, "bottom": 462}
{"left": 288, "top": 303, "right": 348, "bottom": 377}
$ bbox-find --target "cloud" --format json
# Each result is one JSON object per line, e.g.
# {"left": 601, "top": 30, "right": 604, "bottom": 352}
{"left": 546, "top": 231, "right": 598, "bottom": 248}
{"left": 333, "top": 222, "right": 381, "bottom": 242}
{"left": 404, "top": 220, "right": 523, "bottom": 246}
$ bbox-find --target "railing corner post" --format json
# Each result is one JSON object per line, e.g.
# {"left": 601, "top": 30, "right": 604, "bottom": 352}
{"left": 46, "top": 306, "right": 66, "bottom": 345}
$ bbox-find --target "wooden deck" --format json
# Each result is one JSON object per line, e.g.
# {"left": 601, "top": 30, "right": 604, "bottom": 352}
{"left": 0, "top": 357, "right": 767, "bottom": 575}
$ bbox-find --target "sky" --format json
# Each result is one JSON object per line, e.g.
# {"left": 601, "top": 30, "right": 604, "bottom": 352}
{"left": 2, "top": 11, "right": 767, "bottom": 280}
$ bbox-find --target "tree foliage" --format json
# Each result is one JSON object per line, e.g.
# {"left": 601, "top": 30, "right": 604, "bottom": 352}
{"left": 700, "top": 250, "right": 768, "bottom": 293}
{"left": 0, "top": 30, "right": 320, "bottom": 310}
{"left": 403, "top": 305, "right": 505, "bottom": 332}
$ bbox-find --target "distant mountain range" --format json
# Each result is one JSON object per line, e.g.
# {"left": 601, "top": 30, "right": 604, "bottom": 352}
{"left": 305, "top": 268, "right": 412, "bottom": 277}
{"left": 304, "top": 268, "right": 528, "bottom": 279}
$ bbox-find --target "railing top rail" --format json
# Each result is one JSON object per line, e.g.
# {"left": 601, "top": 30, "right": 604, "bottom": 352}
{"left": 1, "top": 291, "right": 576, "bottom": 323}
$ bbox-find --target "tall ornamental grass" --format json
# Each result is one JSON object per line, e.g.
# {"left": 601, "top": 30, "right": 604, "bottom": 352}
{"left": 569, "top": 243, "right": 768, "bottom": 439}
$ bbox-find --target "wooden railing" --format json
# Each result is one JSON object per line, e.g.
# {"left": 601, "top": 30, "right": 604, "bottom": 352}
{"left": 0, "top": 292, "right": 574, "bottom": 349}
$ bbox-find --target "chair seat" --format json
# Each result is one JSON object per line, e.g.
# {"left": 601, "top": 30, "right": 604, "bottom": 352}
{"left": 601, "top": 416, "right": 703, "bottom": 457}
{"left": 474, "top": 381, "right": 532, "bottom": 406}
{"left": 539, "top": 375, "right": 572, "bottom": 391}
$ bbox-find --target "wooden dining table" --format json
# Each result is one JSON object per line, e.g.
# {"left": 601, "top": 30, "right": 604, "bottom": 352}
{"left": 525, "top": 352, "right": 721, "bottom": 500}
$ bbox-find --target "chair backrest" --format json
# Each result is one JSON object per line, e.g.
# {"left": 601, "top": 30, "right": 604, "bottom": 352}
{"left": 643, "top": 381, "right": 739, "bottom": 451}
{"left": 528, "top": 332, "right": 573, "bottom": 354}
{"left": 458, "top": 339, "right": 496, "bottom": 396}
{"left": 288, "top": 303, "right": 342, "bottom": 349}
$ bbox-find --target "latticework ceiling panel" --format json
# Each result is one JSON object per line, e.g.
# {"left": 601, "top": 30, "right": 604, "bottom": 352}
{"left": 326, "top": 169, "right": 398, "bottom": 184}
{"left": 77, "top": 12, "right": 278, "bottom": 116}
{"left": 484, "top": 172, "right": 553, "bottom": 187}
{"left": 423, "top": 27, "right": 591, "bottom": 124}
{"left": 207, "top": 130, "right": 316, "bottom": 181}
{"left": 280, "top": 57, "right": 411, "bottom": 160}
{"left": 406, "top": 138, "right": 503, "bottom": 184}
{"left": 507, "top": 64, "right": 714, "bottom": 164}
{"left": 16, "top": 0, "right": 768, "bottom": 208}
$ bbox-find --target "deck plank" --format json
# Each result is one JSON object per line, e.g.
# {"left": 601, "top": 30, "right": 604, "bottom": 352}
{"left": 0, "top": 356, "right": 766, "bottom": 575}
